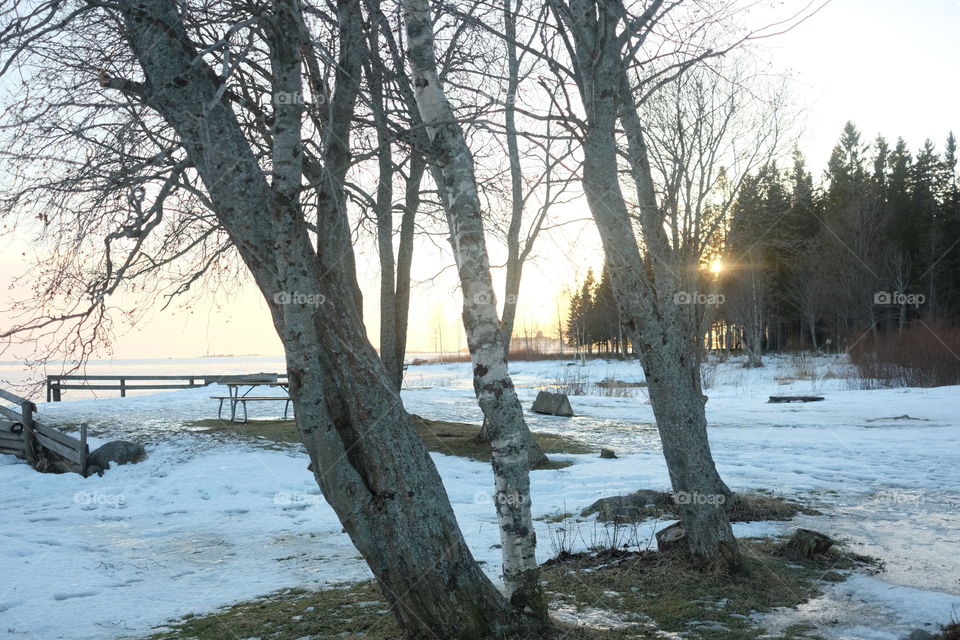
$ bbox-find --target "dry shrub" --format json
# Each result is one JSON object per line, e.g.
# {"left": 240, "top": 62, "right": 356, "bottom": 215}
{"left": 849, "top": 323, "right": 960, "bottom": 388}
{"left": 729, "top": 493, "right": 803, "bottom": 522}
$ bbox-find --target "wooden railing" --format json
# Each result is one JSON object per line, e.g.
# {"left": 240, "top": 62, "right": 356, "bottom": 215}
{"left": 0, "top": 388, "right": 88, "bottom": 475}
{"left": 46, "top": 372, "right": 288, "bottom": 402}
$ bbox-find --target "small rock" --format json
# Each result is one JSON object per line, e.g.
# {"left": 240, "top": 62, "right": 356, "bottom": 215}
{"left": 906, "top": 631, "right": 934, "bottom": 640}
{"left": 599, "top": 448, "right": 617, "bottom": 459}
{"left": 822, "top": 570, "right": 845, "bottom": 582}
{"left": 531, "top": 391, "right": 573, "bottom": 417}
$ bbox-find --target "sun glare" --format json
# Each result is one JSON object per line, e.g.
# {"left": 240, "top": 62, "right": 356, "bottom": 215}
{"left": 709, "top": 259, "right": 724, "bottom": 275}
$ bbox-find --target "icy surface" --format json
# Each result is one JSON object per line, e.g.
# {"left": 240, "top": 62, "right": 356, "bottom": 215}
{"left": 1, "top": 355, "right": 958, "bottom": 639}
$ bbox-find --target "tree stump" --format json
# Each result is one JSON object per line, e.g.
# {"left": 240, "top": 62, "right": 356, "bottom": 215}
{"left": 656, "top": 522, "right": 687, "bottom": 554}
{"left": 785, "top": 528, "right": 833, "bottom": 558}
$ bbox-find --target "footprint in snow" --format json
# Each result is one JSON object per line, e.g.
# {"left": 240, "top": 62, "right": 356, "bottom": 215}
{"left": 0, "top": 599, "right": 24, "bottom": 612}
{"left": 282, "top": 504, "right": 310, "bottom": 512}
{"left": 53, "top": 591, "right": 98, "bottom": 601}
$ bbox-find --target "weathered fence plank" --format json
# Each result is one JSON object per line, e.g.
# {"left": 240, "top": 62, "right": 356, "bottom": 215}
{"left": 21, "top": 400, "right": 38, "bottom": 465}
{"left": 0, "top": 388, "right": 28, "bottom": 405}
{"left": 1, "top": 388, "right": 88, "bottom": 473}
{"left": 33, "top": 421, "right": 83, "bottom": 450}
{"left": 0, "top": 428, "right": 25, "bottom": 453}
{"left": 0, "top": 405, "right": 20, "bottom": 422}
{"left": 34, "top": 431, "right": 78, "bottom": 461}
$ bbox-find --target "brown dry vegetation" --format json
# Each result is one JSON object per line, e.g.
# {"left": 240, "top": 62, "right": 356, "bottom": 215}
{"left": 849, "top": 324, "right": 960, "bottom": 388}
{"left": 147, "top": 537, "right": 878, "bottom": 640}
{"left": 188, "top": 415, "right": 592, "bottom": 469}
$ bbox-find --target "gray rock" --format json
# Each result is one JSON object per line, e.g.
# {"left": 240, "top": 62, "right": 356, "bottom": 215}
{"left": 599, "top": 448, "right": 617, "bottom": 459}
{"left": 87, "top": 440, "right": 145, "bottom": 471}
{"left": 580, "top": 489, "right": 673, "bottom": 522}
{"left": 531, "top": 391, "right": 573, "bottom": 417}
{"left": 906, "top": 630, "right": 934, "bottom": 640}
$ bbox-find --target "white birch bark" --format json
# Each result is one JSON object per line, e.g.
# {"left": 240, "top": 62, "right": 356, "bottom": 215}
{"left": 401, "top": 0, "right": 547, "bottom": 616}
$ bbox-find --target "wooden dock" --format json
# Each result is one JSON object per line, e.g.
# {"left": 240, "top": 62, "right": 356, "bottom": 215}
{"left": 46, "top": 372, "right": 287, "bottom": 401}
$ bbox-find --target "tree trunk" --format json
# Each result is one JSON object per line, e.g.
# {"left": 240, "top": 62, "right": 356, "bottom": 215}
{"left": 367, "top": 42, "right": 403, "bottom": 388}
{"left": 392, "top": 154, "right": 426, "bottom": 383}
{"left": 551, "top": 0, "right": 739, "bottom": 566}
{"left": 116, "top": 1, "right": 531, "bottom": 636}
{"left": 500, "top": 0, "right": 524, "bottom": 358}
{"left": 582, "top": 113, "right": 738, "bottom": 565}
{"left": 402, "top": 0, "right": 547, "bottom": 617}
{"left": 364, "top": 1, "right": 426, "bottom": 390}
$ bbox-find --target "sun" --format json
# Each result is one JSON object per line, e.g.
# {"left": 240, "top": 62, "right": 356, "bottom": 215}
{"left": 708, "top": 258, "right": 724, "bottom": 275}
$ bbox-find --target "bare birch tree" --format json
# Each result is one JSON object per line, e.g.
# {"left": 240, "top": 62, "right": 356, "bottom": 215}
{"left": 0, "top": 0, "right": 542, "bottom": 636}
{"left": 402, "top": 0, "right": 547, "bottom": 616}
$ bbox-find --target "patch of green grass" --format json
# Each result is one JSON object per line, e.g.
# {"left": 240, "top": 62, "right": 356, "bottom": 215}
{"left": 188, "top": 417, "right": 302, "bottom": 445}
{"left": 779, "top": 622, "right": 824, "bottom": 639}
{"left": 411, "top": 415, "right": 591, "bottom": 469}
{"left": 146, "top": 583, "right": 399, "bottom": 640}
{"left": 728, "top": 492, "right": 821, "bottom": 522}
{"left": 147, "top": 537, "right": 872, "bottom": 640}
{"left": 538, "top": 537, "right": 876, "bottom": 640}
{"left": 187, "top": 415, "right": 593, "bottom": 469}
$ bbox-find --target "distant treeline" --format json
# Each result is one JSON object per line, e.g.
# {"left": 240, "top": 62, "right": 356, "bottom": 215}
{"left": 566, "top": 122, "right": 960, "bottom": 360}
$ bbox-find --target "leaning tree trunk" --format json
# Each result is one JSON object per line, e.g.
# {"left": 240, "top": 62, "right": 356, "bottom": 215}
{"left": 115, "top": 0, "right": 535, "bottom": 636}
{"left": 552, "top": 0, "right": 739, "bottom": 565}
{"left": 403, "top": 0, "right": 548, "bottom": 618}
{"left": 580, "top": 120, "right": 739, "bottom": 564}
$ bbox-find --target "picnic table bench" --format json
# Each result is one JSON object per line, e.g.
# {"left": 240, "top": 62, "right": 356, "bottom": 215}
{"left": 211, "top": 381, "right": 291, "bottom": 423}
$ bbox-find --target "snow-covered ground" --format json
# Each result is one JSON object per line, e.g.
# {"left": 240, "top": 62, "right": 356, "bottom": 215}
{"left": 1, "top": 355, "right": 958, "bottom": 639}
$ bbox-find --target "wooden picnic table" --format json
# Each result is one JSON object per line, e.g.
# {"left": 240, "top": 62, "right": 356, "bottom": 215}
{"left": 211, "top": 382, "right": 291, "bottom": 423}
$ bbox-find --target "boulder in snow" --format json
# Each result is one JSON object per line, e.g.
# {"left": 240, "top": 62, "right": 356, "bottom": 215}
{"left": 531, "top": 391, "right": 573, "bottom": 417}
{"left": 580, "top": 489, "right": 672, "bottom": 522}
{"left": 87, "top": 440, "right": 146, "bottom": 472}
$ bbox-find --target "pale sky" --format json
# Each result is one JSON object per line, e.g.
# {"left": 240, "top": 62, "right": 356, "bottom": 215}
{"left": 1, "top": 0, "right": 958, "bottom": 361}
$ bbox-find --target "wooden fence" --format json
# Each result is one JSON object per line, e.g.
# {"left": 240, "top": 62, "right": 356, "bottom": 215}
{"left": 47, "top": 372, "right": 287, "bottom": 402}
{"left": 0, "top": 388, "right": 88, "bottom": 475}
